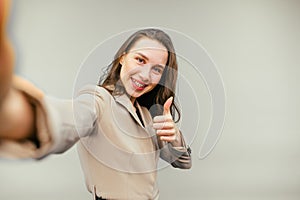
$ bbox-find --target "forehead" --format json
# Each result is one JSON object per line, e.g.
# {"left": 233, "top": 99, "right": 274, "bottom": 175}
{"left": 129, "top": 37, "right": 168, "bottom": 64}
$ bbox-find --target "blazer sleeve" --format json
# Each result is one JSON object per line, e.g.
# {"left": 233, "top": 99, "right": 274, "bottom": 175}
{"left": 159, "top": 131, "right": 192, "bottom": 169}
{"left": 0, "top": 76, "right": 103, "bottom": 159}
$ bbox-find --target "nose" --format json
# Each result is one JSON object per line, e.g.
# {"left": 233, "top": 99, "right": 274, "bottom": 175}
{"left": 138, "top": 65, "right": 151, "bottom": 83}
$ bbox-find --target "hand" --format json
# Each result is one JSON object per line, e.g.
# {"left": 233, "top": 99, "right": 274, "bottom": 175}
{"left": 153, "top": 97, "right": 179, "bottom": 143}
{"left": 0, "top": 87, "right": 35, "bottom": 140}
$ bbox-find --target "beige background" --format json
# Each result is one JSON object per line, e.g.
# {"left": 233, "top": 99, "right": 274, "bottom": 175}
{"left": 0, "top": 0, "right": 300, "bottom": 199}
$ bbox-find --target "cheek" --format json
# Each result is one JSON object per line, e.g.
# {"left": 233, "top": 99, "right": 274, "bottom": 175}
{"left": 120, "top": 60, "right": 131, "bottom": 75}
{"left": 121, "top": 62, "right": 138, "bottom": 78}
{"left": 120, "top": 65, "right": 135, "bottom": 86}
{"left": 150, "top": 74, "right": 162, "bottom": 85}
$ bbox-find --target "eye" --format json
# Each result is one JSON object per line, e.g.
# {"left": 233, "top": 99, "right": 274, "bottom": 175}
{"left": 136, "top": 57, "right": 146, "bottom": 64}
{"left": 152, "top": 66, "right": 164, "bottom": 74}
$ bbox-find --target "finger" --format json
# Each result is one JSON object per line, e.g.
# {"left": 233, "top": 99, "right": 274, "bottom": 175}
{"left": 153, "top": 115, "right": 173, "bottom": 123}
{"left": 160, "top": 135, "right": 177, "bottom": 142}
{"left": 153, "top": 122, "right": 174, "bottom": 130}
{"left": 163, "top": 96, "right": 173, "bottom": 115}
{"left": 0, "top": 0, "right": 14, "bottom": 102}
{"left": 156, "top": 129, "right": 176, "bottom": 136}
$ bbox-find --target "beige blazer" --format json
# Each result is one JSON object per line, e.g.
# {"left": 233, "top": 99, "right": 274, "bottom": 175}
{"left": 0, "top": 77, "right": 191, "bottom": 200}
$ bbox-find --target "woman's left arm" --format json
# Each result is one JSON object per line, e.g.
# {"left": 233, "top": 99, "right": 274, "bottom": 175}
{"left": 153, "top": 97, "right": 192, "bottom": 169}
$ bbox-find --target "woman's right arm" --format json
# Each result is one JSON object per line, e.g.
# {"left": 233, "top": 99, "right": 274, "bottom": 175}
{"left": 0, "top": 0, "right": 34, "bottom": 142}
{"left": 0, "top": 0, "right": 101, "bottom": 159}
{"left": 0, "top": 0, "right": 40, "bottom": 157}
{"left": 0, "top": 76, "right": 102, "bottom": 159}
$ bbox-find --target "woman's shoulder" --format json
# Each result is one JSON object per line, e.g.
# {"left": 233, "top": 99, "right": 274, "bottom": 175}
{"left": 75, "top": 85, "right": 113, "bottom": 100}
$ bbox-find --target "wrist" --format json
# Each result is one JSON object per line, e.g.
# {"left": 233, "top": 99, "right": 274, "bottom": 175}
{"left": 169, "top": 128, "right": 182, "bottom": 147}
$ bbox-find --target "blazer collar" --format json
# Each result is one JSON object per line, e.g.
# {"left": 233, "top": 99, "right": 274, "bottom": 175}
{"left": 114, "top": 93, "right": 146, "bottom": 128}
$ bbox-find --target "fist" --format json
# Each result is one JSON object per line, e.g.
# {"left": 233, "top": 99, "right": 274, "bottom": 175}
{"left": 153, "top": 97, "right": 178, "bottom": 142}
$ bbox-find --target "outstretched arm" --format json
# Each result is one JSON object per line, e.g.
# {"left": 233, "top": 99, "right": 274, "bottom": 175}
{"left": 0, "top": 0, "right": 99, "bottom": 159}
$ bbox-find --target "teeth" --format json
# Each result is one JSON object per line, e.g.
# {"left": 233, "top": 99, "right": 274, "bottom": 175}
{"left": 132, "top": 79, "right": 145, "bottom": 88}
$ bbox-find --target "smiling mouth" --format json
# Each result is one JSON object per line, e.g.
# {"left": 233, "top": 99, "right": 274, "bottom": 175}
{"left": 131, "top": 78, "right": 147, "bottom": 91}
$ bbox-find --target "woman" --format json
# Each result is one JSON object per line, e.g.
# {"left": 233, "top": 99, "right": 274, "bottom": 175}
{"left": 0, "top": 5, "right": 191, "bottom": 198}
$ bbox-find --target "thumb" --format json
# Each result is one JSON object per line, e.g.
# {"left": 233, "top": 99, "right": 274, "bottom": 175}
{"left": 163, "top": 96, "right": 173, "bottom": 115}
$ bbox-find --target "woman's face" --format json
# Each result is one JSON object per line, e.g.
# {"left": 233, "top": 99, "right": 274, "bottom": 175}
{"left": 120, "top": 37, "right": 168, "bottom": 103}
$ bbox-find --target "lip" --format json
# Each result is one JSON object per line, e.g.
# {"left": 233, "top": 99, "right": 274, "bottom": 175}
{"left": 131, "top": 78, "right": 147, "bottom": 91}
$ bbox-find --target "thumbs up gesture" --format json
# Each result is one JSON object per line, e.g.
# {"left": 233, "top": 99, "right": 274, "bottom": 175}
{"left": 153, "top": 97, "right": 179, "bottom": 143}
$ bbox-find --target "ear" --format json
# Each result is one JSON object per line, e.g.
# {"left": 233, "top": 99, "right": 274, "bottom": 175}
{"left": 119, "top": 53, "right": 125, "bottom": 65}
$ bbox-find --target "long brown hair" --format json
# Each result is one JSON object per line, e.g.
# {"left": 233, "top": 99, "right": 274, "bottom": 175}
{"left": 98, "top": 28, "right": 181, "bottom": 121}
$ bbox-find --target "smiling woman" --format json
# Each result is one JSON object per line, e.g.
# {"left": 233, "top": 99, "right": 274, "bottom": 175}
{"left": 119, "top": 38, "right": 168, "bottom": 102}
{"left": 100, "top": 29, "right": 181, "bottom": 122}
{"left": 0, "top": 20, "right": 191, "bottom": 200}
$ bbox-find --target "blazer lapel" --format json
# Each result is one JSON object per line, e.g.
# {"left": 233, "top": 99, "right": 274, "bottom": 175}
{"left": 114, "top": 93, "right": 145, "bottom": 128}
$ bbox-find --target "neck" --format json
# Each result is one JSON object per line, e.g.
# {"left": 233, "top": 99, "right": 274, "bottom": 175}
{"left": 130, "top": 96, "right": 136, "bottom": 105}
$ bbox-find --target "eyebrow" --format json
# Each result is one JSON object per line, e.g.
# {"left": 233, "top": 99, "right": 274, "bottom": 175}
{"left": 135, "top": 52, "right": 166, "bottom": 68}
{"left": 136, "top": 52, "right": 149, "bottom": 61}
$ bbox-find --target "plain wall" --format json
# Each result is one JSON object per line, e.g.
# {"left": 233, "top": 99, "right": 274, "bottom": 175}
{"left": 0, "top": 0, "right": 299, "bottom": 199}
